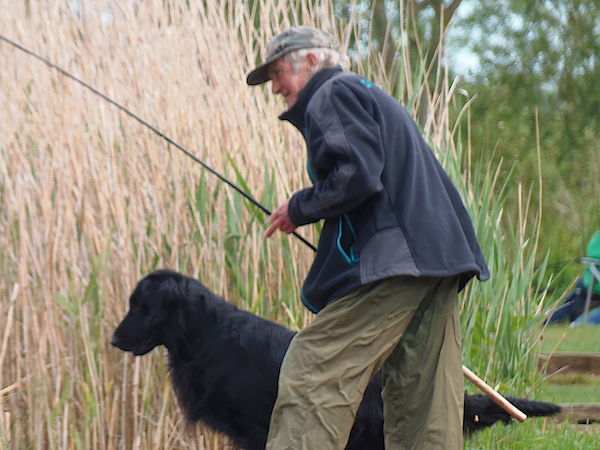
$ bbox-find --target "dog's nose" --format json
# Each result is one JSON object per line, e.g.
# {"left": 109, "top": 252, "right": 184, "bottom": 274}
{"left": 110, "top": 334, "right": 120, "bottom": 347}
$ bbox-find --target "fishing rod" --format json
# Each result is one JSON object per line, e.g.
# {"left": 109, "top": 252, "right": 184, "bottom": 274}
{"left": 0, "top": 33, "right": 317, "bottom": 253}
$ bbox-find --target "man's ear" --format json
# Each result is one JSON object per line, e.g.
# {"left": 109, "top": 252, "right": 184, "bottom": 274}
{"left": 305, "top": 51, "right": 319, "bottom": 69}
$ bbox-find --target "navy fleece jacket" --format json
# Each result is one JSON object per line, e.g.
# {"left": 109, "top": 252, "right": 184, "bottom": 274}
{"left": 281, "top": 66, "right": 489, "bottom": 312}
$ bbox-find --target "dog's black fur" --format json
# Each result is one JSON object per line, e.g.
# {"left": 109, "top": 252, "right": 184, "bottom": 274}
{"left": 111, "top": 270, "right": 561, "bottom": 450}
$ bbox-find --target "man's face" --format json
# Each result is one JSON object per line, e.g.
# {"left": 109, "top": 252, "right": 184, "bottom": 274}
{"left": 267, "top": 55, "right": 314, "bottom": 109}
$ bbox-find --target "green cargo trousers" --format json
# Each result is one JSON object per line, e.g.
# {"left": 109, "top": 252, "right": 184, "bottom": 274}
{"left": 265, "top": 275, "right": 464, "bottom": 450}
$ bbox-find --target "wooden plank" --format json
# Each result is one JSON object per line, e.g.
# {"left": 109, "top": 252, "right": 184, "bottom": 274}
{"left": 539, "top": 352, "right": 600, "bottom": 375}
{"left": 556, "top": 403, "right": 600, "bottom": 423}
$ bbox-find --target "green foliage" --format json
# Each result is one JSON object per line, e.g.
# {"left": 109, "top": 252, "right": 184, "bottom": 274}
{"left": 439, "top": 136, "right": 549, "bottom": 394}
{"left": 449, "top": 0, "right": 600, "bottom": 291}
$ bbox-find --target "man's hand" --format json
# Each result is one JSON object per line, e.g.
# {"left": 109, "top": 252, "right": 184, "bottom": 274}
{"left": 265, "top": 199, "right": 298, "bottom": 237}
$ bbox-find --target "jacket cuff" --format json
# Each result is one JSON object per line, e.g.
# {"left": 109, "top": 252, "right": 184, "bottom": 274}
{"left": 288, "top": 191, "right": 308, "bottom": 226}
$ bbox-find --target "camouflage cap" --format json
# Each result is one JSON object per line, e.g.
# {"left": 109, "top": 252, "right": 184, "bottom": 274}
{"left": 246, "top": 26, "right": 339, "bottom": 86}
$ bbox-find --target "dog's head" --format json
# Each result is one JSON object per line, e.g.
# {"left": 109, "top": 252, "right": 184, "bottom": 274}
{"left": 111, "top": 270, "right": 192, "bottom": 356}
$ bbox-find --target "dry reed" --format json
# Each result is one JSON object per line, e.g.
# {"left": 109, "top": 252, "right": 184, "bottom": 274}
{"left": 0, "top": 0, "right": 531, "bottom": 449}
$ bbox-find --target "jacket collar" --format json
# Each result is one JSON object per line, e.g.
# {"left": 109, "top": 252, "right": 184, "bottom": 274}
{"left": 279, "top": 66, "right": 343, "bottom": 131}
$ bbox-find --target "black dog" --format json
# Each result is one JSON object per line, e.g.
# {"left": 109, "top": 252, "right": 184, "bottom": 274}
{"left": 111, "top": 270, "right": 560, "bottom": 450}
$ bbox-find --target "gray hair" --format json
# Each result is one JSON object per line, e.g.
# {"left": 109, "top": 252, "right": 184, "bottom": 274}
{"left": 283, "top": 47, "right": 350, "bottom": 75}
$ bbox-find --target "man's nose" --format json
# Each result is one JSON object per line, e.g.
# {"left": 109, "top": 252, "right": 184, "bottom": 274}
{"left": 271, "top": 79, "right": 280, "bottom": 94}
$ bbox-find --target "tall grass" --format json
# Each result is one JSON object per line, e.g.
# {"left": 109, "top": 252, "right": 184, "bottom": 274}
{"left": 0, "top": 0, "right": 557, "bottom": 448}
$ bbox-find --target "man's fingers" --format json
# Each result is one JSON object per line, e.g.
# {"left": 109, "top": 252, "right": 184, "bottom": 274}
{"left": 265, "top": 199, "right": 296, "bottom": 238}
{"left": 265, "top": 221, "right": 279, "bottom": 238}
{"left": 282, "top": 222, "right": 298, "bottom": 234}
{"left": 265, "top": 215, "right": 297, "bottom": 237}
{"left": 265, "top": 212, "right": 285, "bottom": 237}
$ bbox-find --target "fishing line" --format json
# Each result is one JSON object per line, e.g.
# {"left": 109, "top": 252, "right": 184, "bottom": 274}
{"left": 0, "top": 33, "right": 316, "bottom": 252}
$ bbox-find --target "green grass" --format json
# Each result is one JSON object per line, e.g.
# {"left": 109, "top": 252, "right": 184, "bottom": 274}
{"left": 464, "top": 315, "right": 600, "bottom": 447}
{"left": 538, "top": 373, "right": 600, "bottom": 404}
{"left": 466, "top": 420, "right": 600, "bottom": 449}
{"left": 535, "top": 324, "right": 600, "bottom": 404}
{"left": 541, "top": 324, "right": 600, "bottom": 353}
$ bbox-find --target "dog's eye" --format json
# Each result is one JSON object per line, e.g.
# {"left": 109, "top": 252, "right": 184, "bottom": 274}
{"left": 129, "top": 297, "right": 151, "bottom": 315}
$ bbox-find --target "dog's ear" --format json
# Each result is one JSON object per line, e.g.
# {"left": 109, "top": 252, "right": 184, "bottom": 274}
{"left": 155, "top": 272, "right": 203, "bottom": 333}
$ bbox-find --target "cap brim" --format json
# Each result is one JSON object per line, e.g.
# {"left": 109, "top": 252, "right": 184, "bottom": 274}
{"left": 246, "top": 61, "right": 271, "bottom": 86}
{"left": 246, "top": 52, "right": 283, "bottom": 85}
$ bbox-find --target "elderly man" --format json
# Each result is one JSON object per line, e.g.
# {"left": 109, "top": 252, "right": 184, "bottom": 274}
{"left": 247, "top": 26, "right": 489, "bottom": 450}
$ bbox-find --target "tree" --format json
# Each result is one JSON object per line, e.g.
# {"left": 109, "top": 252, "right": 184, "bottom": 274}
{"left": 449, "top": 0, "right": 600, "bottom": 278}
{"left": 337, "top": 0, "right": 464, "bottom": 124}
